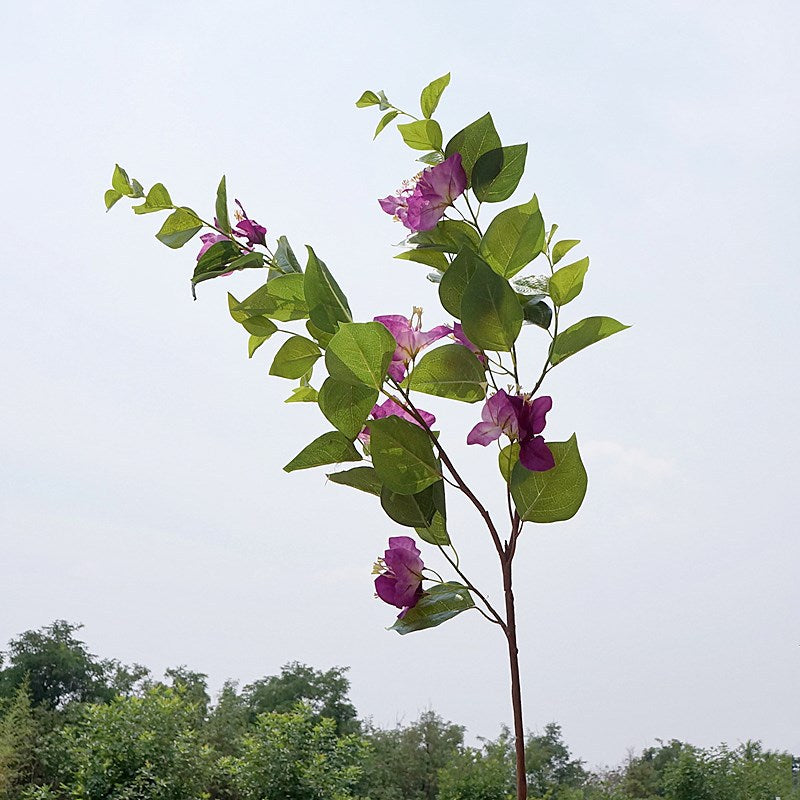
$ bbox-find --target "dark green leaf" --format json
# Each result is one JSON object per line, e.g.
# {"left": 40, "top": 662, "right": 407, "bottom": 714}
{"left": 472, "top": 144, "right": 528, "bottom": 203}
{"left": 420, "top": 72, "right": 450, "bottom": 118}
{"left": 391, "top": 582, "right": 474, "bottom": 634}
{"left": 318, "top": 378, "right": 378, "bottom": 439}
{"left": 510, "top": 434, "right": 587, "bottom": 522}
{"left": 522, "top": 299, "right": 553, "bottom": 329}
{"left": 369, "top": 416, "right": 440, "bottom": 495}
{"left": 304, "top": 246, "right": 352, "bottom": 333}
{"left": 269, "top": 336, "right": 321, "bottom": 379}
{"left": 325, "top": 322, "right": 396, "bottom": 389}
{"left": 549, "top": 257, "right": 589, "bottom": 306}
{"left": 104, "top": 189, "right": 122, "bottom": 210}
{"left": 326, "top": 466, "right": 382, "bottom": 496}
{"left": 356, "top": 90, "right": 380, "bottom": 108}
{"left": 274, "top": 236, "right": 303, "bottom": 274}
{"left": 552, "top": 239, "right": 580, "bottom": 265}
{"left": 284, "top": 431, "right": 361, "bottom": 472}
{"left": 242, "top": 316, "right": 278, "bottom": 337}
{"left": 444, "top": 113, "right": 501, "bottom": 185}
{"left": 132, "top": 182, "right": 172, "bottom": 215}
{"left": 194, "top": 239, "right": 239, "bottom": 273}
{"left": 550, "top": 316, "right": 630, "bottom": 365}
{"left": 415, "top": 511, "right": 450, "bottom": 546}
{"left": 155, "top": 207, "right": 202, "bottom": 249}
{"left": 285, "top": 386, "right": 319, "bottom": 403}
{"left": 479, "top": 195, "right": 545, "bottom": 278}
{"left": 407, "top": 344, "right": 486, "bottom": 403}
{"left": 409, "top": 220, "right": 480, "bottom": 254}
{"left": 374, "top": 110, "right": 399, "bottom": 139}
{"left": 438, "top": 247, "right": 485, "bottom": 317}
{"left": 460, "top": 260, "right": 523, "bottom": 352}
{"left": 306, "top": 320, "right": 333, "bottom": 348}
{"left": 394, "top": 249, "right": 449, "bottom": 272}
{"left": 499, "top": 442, "right": 520, "bottom": 483}
{"left": 380, "top": 484, "right": 436, "bottom": 528}
{"left": 215, "top": 175, "right": 231, "bottom": 234}
{"left": 397, "top": 119, "right": 443, "bottom": 151}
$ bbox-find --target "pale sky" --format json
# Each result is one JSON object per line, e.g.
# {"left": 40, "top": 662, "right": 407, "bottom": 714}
{"left": 2, "top": 0, "right": 799, "bottom": 767}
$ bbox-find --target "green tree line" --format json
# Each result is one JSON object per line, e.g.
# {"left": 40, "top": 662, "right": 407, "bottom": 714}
{"left": 0, "top": 621, "right": 796, "bottom": 800}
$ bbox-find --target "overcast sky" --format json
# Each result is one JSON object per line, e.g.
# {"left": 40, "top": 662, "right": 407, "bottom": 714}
{"left": 2, "top": 0, "right": 799, "bottom": 767}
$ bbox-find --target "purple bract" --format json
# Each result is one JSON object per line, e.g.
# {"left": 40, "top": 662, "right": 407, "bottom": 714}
{"left": 374, "top": 536, "right": 424, "bottom": 616}
{"left": 374, "top": 312, "right": 451, "bottom": 382}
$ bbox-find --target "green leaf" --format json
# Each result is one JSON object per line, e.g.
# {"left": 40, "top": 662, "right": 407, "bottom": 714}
{"left": 420, "top": 72, "right": 450, "bottom": 118}
{"left": 460, "top": 260, "right": 523, "bottom": 352}
{"left": 318, "top": 378, "right": 378, "bottom": 439}
{"left": 391, "top": 582, "right": 474, "bottom": 634}
{"left": 104, "top": 189, "right": 122, "bottom": 210}
{"left": 230, "top": 276, "right": 308, "bottom": 323}
{"left": 407, "top": 344, "right": 486, "bottom": 403}
{"left": 394, "top": 249, "right": 449, "bottom": 272}
{"left": 522, "top": 300, "right": 552, "bottom": 329}
{"left": 284, "top": 431, "right": 361, "bottom": 472}
{"left": 215, "top": 175, "right": 231, "bottom": 234}
{"left": 356, "top": 90, "right": 380, "bottom": 108}
{"left": 194, "top": 239, "right": 238, "bottom": 274}
{"left": 415, "top": 511, "right": 450, "bottom": 546}
{"left": 155, "top": 207, "right": 202, "bottom": 249}
{"left": 369, "top": 416, "right": 440, "bottom": 495}
{"left": 242, "top": 316, "right": 278, "bottom": 337}
{"left": 472, "top": 144, "right": 528, "bottom": 203}
{"left": 552, "top": 239, "right": 580, "bottom": 265}
{"left": 549, "top": 257, "right": 589, "bottom": 306}
{"left": 397, "top": 119, "right": 443, "bottom": 152}
{"left": 479, "top": 195, "right": 545, "bottom": 278}
{"left": 438, "top": 247, "right": 485, "bottom": 317}
{"left": 380, "top": 484, "right": 436, "bottom": 528}
{"left": 417, "top": 152, "right": 445, "bottom": 166}
{"left": 111, "top": 164, "right": 137, "bottom": 196}
{"left": 550, "top": 316, "right": 630, "bottom": 365}
{"left": 269, "top": 336, "right": 321, "bottom": 379}
{"left": 274, "top": 236, "right": 303, "bottom": 274}
{"left": 325, "top": 322, "right": 396, "bottom": 389}
{"left": 510, "top": 434, "right": 588, "bottom": 522}
{"left": 444, "top": 113, "right": 501, "bottom": 185}
{"left": 285, "top": 386, "right": 319, "bottom": 403}
{"left": 132, "top": 183, "right": 173, "bottom": 214}
{"left": 547, "top": 223, "right": 559, "bottom": 246}
{"left": 377, "top": 90, "right": 391, "bottom": 111}
{"left": 409, "top": 220, "right": 480, "bottom": 254}
{"left": 326, "top": 466, "right": 382, "bottom": 496}
{"left": 248, "top": 334, "right": 271, "bottom": 358}
{"left": 304, "top": 246, "right": 352, "bottom": 333}
{"left": 374, "top": 110, "right": 399, "bottom": 139}
{"left": 306, "top": 320, "right": 333, "bottom": 348}
{"left": 499, "top": 442, "right": 520, "bottom": 483}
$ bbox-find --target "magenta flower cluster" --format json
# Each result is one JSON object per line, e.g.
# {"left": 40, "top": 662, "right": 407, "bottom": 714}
{"left": 196, "top": 199, "right": 268, "bottom": 261}
{"left": 467, "top": 390, "right": 555, "bottom": 472}
{"left": 379, "top": 153, "right": 467, "bottom": 232}
{"left": 374, "top": 536, "right": 425, "bottom": 616}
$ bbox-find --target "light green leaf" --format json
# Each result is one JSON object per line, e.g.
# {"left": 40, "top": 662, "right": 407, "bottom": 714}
{"left": 377, "top": 90, "right": 391, "bottom": 111}
{"left": 472, "top": 144, "right": 528, "bottom": 203}
{"left": 132, "top": 183, "right": 172, "bottom": 214}
{"left": 369, "top": 416, "right": 440, "bottom": 495}
{"left": 397, "top": 119, "right": 443, "bottom": 152}
{"left": 417, "top": 152, "right": 445, "bottom": 166}
{"left": 155, "top": 207, "right": 202, "bottom": 249}
{"left": 326, "top": 466, "right": 382, "bottom": 496}
{"left": 274, "top": 236, "right": 303, "bottom": 274}
{"left": 394, "top": 249, "right": 449, "bottom": 272}
{"left": 510, "top": 434, "right": 587, "bottom": 522}
{"left": 215, "top": 175, "right": 231, "bottom": 233}
{"left": 550, "top": 316, "right": 630, "bottom": 365}
{"left": 104, "top": 189, "right": 122, "bottom": 210}
{"left": 242, "top": 316, "right": 278, "bottom": 337}
{"left": 552, "top": 239, "right": 581, "bottom": 265}
{"left": 444, "top": 113, "right": 501, "bottom": 185}
{"left": 499, "top": 442, "right": 520, "bottom": 483}
{"left": 420, "top": 72, "right": 450, "bottom": 118}
{"left": 391, "top": 582, "right": 474, "bottom": 634}
{"left": 318, "top": 378, "right": 378, "bottom": 439}
{"left": 306, "top": 320, "right": 333, "bottom": 348}
{"left": 269, "top": 336, "right": 321, "bottom": 379}
{"left": 374, "top": 110, "right": 399, "bottom": 139}
{"left": 230, "top": 275, "right": 307, "bottom": 323}
{"left": 284, "top": 431, "right": 361, "bottom": 472}
{"left": 460, "top": 260, "right": 523, "bottom": 352}
{"left": 304, "top": 246, "right": 352, "bottom": 333}
{"left": 407, "top": 344, "right": 486, "bottom": 403}
{"left": 479, "top": 195, "right": 545, "bottom": 278}
{"left": 409, "top": 220, "right": 480, "bottom": 254}
{"left": 111, "top": 164, "right": 135, "bottom": 196}
{"left": 285, "top": 385, "right": 319, "bottom": 403}
{"left": 549, "top": 257, "right": 589, "bottom": 306}
{"left": 547, "top": 223, "right": 559, "bottom": 246}
{"left": 248, "top": 334, "right": 271, "bottom": 358}
{"left": 438, "top": 247, "right": 485, "bottom": 317}
{"left": 356, "top": 90, "right": 380, "bottom": 108}
{"left": 325, "top": 321, "right": 396, "bottom": 389}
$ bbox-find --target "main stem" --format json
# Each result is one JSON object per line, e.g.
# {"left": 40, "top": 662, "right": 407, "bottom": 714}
{"left": 503, "top": 554, "right": 527, "bottom": 799}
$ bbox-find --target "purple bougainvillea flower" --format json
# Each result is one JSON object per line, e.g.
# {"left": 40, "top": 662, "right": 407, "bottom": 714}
{"left": 467, "top": 391, "right": 555, "bottom": 472}
{"left": 358, "top": 398, "right": 436, "bottom": 447}
{"left": 374, "top": 311, "right": 451, "bottom": 382}
{"left": 196, "top": 232, "right": 228, "bottom": 260}
{"left": 466, "top": 389, "right": 519, "bottom": 445}
{"left": 374, "top": 536, "right": 424, "bottom": 615}
{"left": 231, "top": 199, "right": 267, "bottom": 248}
{"left": 452, "top": 322, "right": 487, "bottom": 365}
{"left": 379, "top": 153, "right": 467, "bottom": 233}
